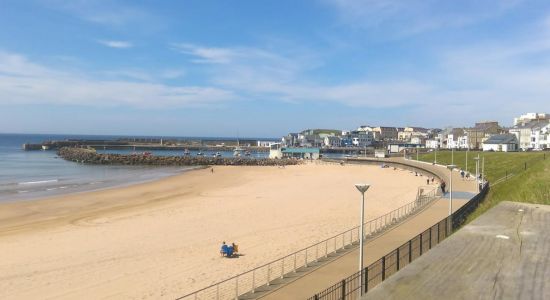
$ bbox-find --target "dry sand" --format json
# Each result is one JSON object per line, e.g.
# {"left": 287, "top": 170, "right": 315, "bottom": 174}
{"left": 0, "top": 162, "right": 429, "bottom": 299}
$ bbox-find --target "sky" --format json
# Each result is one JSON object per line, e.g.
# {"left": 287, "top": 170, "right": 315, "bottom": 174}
{"left": 1, "top": 0, "right": 550, "bottom": 137}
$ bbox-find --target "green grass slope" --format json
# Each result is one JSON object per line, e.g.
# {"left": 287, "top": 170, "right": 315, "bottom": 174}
{"left": 417, "top": 150, "right": 549, "bottom": 220}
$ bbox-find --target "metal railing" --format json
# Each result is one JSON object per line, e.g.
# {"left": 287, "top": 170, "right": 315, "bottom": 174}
{"left": 177, "top": 188, "right": 440, "bottom": 300}
{"left": 307, "top": 182, "right": 490, "bottom": 300}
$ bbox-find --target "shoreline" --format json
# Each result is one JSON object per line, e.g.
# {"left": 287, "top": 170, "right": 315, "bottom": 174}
{"left": 0, "top": 165, "right": 205, "bottom": 205}
{"left": 0, "top": 165, "right": 212, "bottom": 236}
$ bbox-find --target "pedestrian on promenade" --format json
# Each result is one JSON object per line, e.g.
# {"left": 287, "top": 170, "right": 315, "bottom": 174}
{"left": 460, "top": 170, "right": 465, "bottom": 180}
{"left": 440, "top": 181, "right": 446, "bottom": 194}
{"left": 426, "top": 178, "right": 430, "bottom": 185}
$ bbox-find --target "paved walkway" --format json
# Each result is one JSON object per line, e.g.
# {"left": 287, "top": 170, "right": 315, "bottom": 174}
{"left": 364, "top": 201, "right": 550, "bottom": 300}
{"left": 260, "top": 158, "right": 478, "bottom": 299}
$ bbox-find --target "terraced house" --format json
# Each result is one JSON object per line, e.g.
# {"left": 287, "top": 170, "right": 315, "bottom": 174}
{"left": 464, "top": 121, "right": 504, "bottom": 149}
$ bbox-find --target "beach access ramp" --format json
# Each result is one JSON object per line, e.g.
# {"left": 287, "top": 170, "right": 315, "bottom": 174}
{"left": 363, "top": 201, "right": 550, "bottom": 300}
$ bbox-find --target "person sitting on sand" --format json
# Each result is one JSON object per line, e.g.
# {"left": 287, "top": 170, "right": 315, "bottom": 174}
{"left": 220, "top": 241, "right": 229, "bottom": 256}
{"left": 226, "top": 244, "right": 234, "bottom": 257}
{"left": 232, "top": 242, "right": 238, "bottom": 254}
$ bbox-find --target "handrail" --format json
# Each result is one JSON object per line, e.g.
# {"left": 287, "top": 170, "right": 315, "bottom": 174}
{"left": 307, "top": 182, "right": 490, "bottom": 300}
{"left": 176, "top": 186, "right": 439, "bottom": 300}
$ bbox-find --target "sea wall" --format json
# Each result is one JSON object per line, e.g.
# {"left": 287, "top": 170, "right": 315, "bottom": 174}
{"left": 57, "top": 147, "right": 299, "bottom": 166}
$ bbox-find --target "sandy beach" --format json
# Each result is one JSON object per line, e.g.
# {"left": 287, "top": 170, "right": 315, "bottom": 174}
{"left": 0, "top": 162, "right": 429, "bottom": 299}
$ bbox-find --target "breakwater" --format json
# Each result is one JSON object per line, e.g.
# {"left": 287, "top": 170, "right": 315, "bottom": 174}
{"left": 57, "top": 147, "right": 299, "bottom": 166}
{"left": 23, "top": 137, "right": 272, "bottom": 151}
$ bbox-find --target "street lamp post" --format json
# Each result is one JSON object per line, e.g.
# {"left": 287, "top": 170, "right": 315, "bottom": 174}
{"left": 474, "top": 156, "right": 480, "bottom": 184}
{"left": 446, "top": 165, "right": 457, "bottom": 234}
{"left": 481, "top": 156, "right": 485, "bottom": 184}
{"left": 452, "top": 148, "right": 454, "bottom": 165}
{"left": 355, "top": 183, "right": 370, "bottom": 296}
{"left": 466, "top": 147, "right": 470, "bottom": 173}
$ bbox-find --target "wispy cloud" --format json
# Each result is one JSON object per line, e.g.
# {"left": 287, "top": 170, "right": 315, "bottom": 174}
{"left": 323, "top": 0, "right": 523, "bottom": 36}
{"left": 0, "top": 52, "right": 234, "bottom": 108}
{"left": 98, "top": 40, "right": 133, "bottom": 48}
{"left": 171, "top": 43, "right": 239, "bottom": 64}
{"left": 41, "top": 0, "right": 162, "bottom": 30}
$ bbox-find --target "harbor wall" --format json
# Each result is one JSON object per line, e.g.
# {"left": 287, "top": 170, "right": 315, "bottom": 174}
{"left": 57, "top": 147, "right": 299, "bottom": 166}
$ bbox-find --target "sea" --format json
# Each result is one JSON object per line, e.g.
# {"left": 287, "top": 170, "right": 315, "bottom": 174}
{"left": 0, "top": 133, "right": 270, "bottom": 203}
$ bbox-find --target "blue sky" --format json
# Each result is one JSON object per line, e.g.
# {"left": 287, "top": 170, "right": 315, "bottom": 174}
{"left": 1, "top": 0, "right": 549, "bottom": 137}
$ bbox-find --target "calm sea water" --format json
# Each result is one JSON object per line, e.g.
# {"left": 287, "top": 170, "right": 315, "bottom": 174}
{"left": 0, "top": 133, "right": 349, "bottom": 202}
{"left": 0, "top": 133, "right": 247, "bottom": 203}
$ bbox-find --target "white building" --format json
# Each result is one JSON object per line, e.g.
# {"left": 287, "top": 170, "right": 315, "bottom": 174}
{"left": 410, "top": 136, "right": 426, "bottom": 145}
{"left": 530, "top": 122, "right": 550, "bottom": 150}
{"left": 425, "top": 139, "right": 440, "bottom": 149}
{"left": 482, "top": 134, "right": 518, "bottom": 152}
{"left": 324, "top": 136, "right": 342, "bottom": 147}
{"left": 509, "top": 120, "right": 550, "bottom": 150}
{"left": 269, "top": 144, "right": 320, "bottom": 159}
{"left": 257, "top": 140, "right": 280, "bottom": 147}
{"left": 446, "top": 130, "right": 468, "bottom": 149}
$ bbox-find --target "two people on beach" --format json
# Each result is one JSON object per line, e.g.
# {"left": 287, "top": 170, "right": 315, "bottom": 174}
{"left": 220, "top": 241, "right": 238, "bottom": 257}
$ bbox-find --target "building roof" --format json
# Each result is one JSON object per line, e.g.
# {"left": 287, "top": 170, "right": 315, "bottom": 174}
{"left": 408, "top": 127, "right": 429, "bottom": 133}
{"left": 514, "top": 119, "right": 550, "bottom": 130}
{"left": 484, "top": 134, "right": 518, "bottom": 145}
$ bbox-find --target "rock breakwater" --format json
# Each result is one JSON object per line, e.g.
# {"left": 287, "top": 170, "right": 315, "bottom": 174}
{"left": 57, "top": 147, "right": 299, "bottom": 166}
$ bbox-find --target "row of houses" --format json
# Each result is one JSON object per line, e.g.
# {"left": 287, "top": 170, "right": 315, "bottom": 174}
{"left": 277, "top": 112, "right": 549, "bottom": 154}
{"left": 282, "top": 129, "right": 375, "bottom": 148}
{"left": 281, "top": 126, "right": 439, "bottom": 149}
{"left": 424, "top": 113, "right": 550, "bottom": 152}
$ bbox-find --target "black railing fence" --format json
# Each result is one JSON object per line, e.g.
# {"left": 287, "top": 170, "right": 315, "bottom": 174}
{"left": 308, "top": 183, "right": 490, "bottom": 300}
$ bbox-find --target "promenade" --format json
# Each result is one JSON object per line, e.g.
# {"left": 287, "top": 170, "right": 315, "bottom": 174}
{"left": 363, "top": 201, "right": 550, "bottom": 299}
{"left": 260, "top": 158, "right": 478, "bottom": 299}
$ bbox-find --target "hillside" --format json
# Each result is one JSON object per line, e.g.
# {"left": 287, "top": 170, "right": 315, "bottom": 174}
{"left": 417, "top": 150, "right": 549, "bottom": 220}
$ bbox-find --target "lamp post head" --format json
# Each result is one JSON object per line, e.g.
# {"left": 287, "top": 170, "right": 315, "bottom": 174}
{"left": 355, "top": 183, "right": 370, "bottom": 194}
{"left": 446, "top": 164, "right": 457, "bottom": 171}
{"left": 473, "top": 157, "right": 480, "bottom": 161}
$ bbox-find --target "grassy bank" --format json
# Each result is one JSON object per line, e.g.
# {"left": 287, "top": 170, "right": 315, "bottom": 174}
{"left": 417, "top": 150, "right": 550, "bottom": 220}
